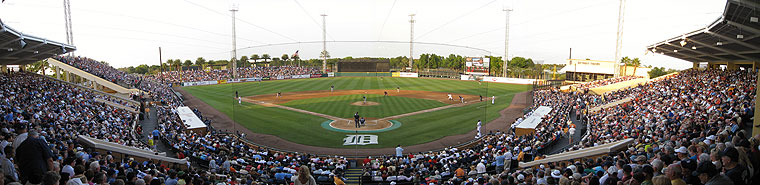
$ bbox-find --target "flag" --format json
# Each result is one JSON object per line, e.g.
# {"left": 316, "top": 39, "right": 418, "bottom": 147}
{"left": 292, "top": 50, "right": 299, "bottom": 58}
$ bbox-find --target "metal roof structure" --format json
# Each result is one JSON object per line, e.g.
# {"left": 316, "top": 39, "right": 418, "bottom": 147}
{"left": 0, "top": 20, "right": 76, "bottom": 65}
{"left": 647, "top": 0, "right": 760, "bottom": 63}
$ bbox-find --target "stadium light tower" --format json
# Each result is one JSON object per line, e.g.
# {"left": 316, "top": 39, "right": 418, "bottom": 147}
{"left": 230, "top": 5, "right": 239, "bottom": 79}
{"left": 613, "top": 0, "right": 627, "bottom": 77}
{"left": 321, "top": 14, "right": 328, "bottom": 73}
{"left": 409, "top": 14, "right": 416, "bottom": 69}
{"left": 503, "top": 8, "right": 512, "bottom": 78}
{"left": 63, "top": 0, "right": 74, "bottom": 56}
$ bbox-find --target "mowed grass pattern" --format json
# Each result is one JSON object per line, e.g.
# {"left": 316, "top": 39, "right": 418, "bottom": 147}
{"left": 182, "top": 77, "right": 530, "bottom": 148}
{"left": 281, "top": 94, "right": 448, "bottom": 119}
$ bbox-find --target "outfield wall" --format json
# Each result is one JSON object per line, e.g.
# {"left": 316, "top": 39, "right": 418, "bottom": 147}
{"left": 181, "top": 72, "right": 538, "bottom": 86}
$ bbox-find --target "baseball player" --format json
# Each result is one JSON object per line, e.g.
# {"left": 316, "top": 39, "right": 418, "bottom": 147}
{"left": 360, "top": 117, "right": 366, "bottom": 126}
{"left": 491, "top": 96, "right": 495, "bottom": 105}
{"left": 476, "top": 120, "right": 482, "bottom": 138}
{"left": 479, "top": 95, "right": 483, "bottom": 102}
{"left": 354, "top": 112, "right": 360, "bottom": 128}
{"left": 459, "top": 96, "right": 463, "bottom": 103}
{"left": 363, "top": 96, "right": 367, "bottom": 104}
{"left": 238, "top": 96, "right": 242, "bottom": 104}
{"left": 330, "top": 85, "right": 334, "bottom": 92}
{"left": 396, "top": 86, "right": 400, "bottom": 92}
{"left": 448, "top": 93, "right": 453, "bottom": 101}
{"left": 384, "top": 91, "right": 388, "bottom": 97}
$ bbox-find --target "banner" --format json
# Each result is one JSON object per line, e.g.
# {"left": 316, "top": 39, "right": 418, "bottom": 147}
{"left": 262, "top": 77, "right": 271, "bottom": 81}
{"left": 391, "top": 72, "right": 400, "bottom": 77}
{"left": 217, "top": 80, "right": 227, "bottom": 84}
{"left": 183, "top": 80, "right": 218, "bottom": 86}
{"left": 481, "top": 77, "right": 536, "bottom": 84}
{"left": 292, "top": 74, "right": 310, "bottom": 79}
{"left": 275, "top": 76, "right": 285, "bottom": 80}
{"left": 398, "top": 72, "right": 418, "bottom": 78}
{"left": 461, "top": 75, "right": 474, "bottom": 81}
{"left": 310, "top": 74, "right": 323, "bottom": 78}
{"left": 327, "top": 72, "right": 335, "bottom": 77}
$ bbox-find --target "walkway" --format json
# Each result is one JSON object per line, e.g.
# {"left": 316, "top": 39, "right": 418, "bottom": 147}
{"left": 138, "top": 106, "right": 174, "bottom": 156}
{"left": 544, "top": 110, "right": 587, "bottom": 155}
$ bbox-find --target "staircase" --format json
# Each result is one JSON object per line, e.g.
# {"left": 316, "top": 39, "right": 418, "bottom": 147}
{"left": 345, "top": 168, "right": 362, "bottom": 185}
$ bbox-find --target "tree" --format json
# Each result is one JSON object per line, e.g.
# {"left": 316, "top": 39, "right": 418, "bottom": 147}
{"left": 183, "top": 60, "right": 193, "bottom": 67}
{"left": 250, "top": 54, "right": 259, "bottom": 63}
{"left": 648, "top": 67, "right": 678, "bottom": 78}
{"left": 620, "top": 56, "right": 632, "bottom": 75}
{"left": 195, "top": 57, "right": 206, "bottom": 67}
{"left": 261, "top": 54, "right": 271, "bottom": 62}
{"left": 631, "top": 57, "right": 641, "bottom": 76}
{"left": 320, "top": 50, "right": 330, "bottom": 59}
{"left": 281, "top": 54, "right": 290, "bottom": 65}
{"left": 134, "top": 64, "right": 150, "bottom": 74}
{"left": 238, "top": 56, "right": 250, "bottom": 68}
{"left": 292, "top": 55, "right": 300, "bottom": 66}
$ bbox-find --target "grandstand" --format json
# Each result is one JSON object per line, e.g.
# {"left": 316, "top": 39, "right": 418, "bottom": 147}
{"left": 0, "top": 0, "right": 758, "bottom": 185}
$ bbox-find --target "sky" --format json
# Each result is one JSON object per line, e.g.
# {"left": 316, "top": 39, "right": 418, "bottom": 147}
{"left": 0, "top": 0, "right": 726, "bottom": 69}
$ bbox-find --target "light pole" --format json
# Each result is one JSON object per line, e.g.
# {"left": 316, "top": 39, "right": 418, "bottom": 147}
{"left": 503, "top": 8, "right": 512, "bottom": 78}
{"left": 321, "top": 14, "right": 328, "bottom": 73}
{"left": 409, "top": 14, "right": 416, "bottom": 70}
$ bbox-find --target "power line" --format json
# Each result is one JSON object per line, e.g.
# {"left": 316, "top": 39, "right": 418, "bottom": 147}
{"left": 414, "top": 0, "right": 498, "bottom": 41}
{"left": 377, "top": 0, "right": 397, "bottom": 41}
{"left": 183, "top": 0, "right": 299, "bottom": 42}
{"left": 292, "top": 0, "right": 336, "bottom": 41}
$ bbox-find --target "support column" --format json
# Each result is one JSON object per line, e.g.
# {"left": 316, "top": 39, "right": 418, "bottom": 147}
{"left": 19, "top": 65, "right": 26, "bottom": 72}
{"left": 693, "top": 62, "right": 699, "bottom": 69}
{"left": 1, "top": 65, "right": 6, "bottom": 73}
{"left": 727, "top": 63, "right": 738, "bottom": 70}
{"left": 754, "top": 69, "right": 760, "bottom": 136}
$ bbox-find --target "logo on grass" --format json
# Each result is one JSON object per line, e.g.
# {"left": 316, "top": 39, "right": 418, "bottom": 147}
{"left": 343, "top": 135, "right": 378, "bottom": 145}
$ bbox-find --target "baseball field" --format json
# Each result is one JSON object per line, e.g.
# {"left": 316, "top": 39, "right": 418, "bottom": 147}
{"left": 181, "top": 77, "right": 530, "bottom": 149}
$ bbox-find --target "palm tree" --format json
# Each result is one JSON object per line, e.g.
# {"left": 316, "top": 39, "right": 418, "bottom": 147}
{"left": 620, "top": 56, "right": 631, "bottom": 76}
{"left": 281, "top": 54, "right": 290, "bottom": 66}
{"left": 261, "top": 54, "right": 271, "bottom": 63}
{"left": 250, "top": 54, "right": 259, "bottom": 64}
{"left": 631, "top": 58, "right": 641, "bottom": 76}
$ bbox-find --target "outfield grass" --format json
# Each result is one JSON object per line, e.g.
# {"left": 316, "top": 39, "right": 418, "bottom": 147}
{"left": 182, "top": 77, "right": 529, "bottom": 148}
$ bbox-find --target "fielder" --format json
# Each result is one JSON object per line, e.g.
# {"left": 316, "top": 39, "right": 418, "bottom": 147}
{"left": 330, "top": 85, "right": 334, "bottom": 92}
{"left": 363, "top": 96, "right": 367, "bottom": 104}
{"left": 448, "top": 93, "right": 453, "bottom": 101}
{"left": 238, "top": 97, "right": 242, "bottom": 104}
{"left": 491, "top": 96, "right": 495, "bottom": 105}
{"left": 476, "top": 120, "right": 482, "bottom": 138}
{"left": 396, "top": 86, "right": 400, "bottom": 92}
{"left": 459, "top": 96, "right": 464, "bottom": 103}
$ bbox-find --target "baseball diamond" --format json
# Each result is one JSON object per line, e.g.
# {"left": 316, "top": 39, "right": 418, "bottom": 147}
{"left": 181, "top": 77, "right": 529, "bottom": 149}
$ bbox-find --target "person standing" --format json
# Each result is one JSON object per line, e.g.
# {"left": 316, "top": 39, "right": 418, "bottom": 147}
{"left": 479, "top": 95, "right": 483, "bottom": 102}
{"left": 448, "top": 93, "right": 453, "bottom": 101}
{"left": 238, "top": 96, "right": 242, "bottom": 104}
{"left": 568, "top": 126, "right": 576, "bottom": 144}
{"left": 395, "top": 145, "right": 403, "bottom": 157}
{"left": 354, "top": 112, "right": 360, "bottom": 128}
{"left": 16, "top": 130, "right": 54, "bottom": 184}
{"left": 1, "top": 146, "right": 18, "bottom": 182}
{"left": 476, "top": 120, "right": 482, "bottom": 138}
{"left": 363, "top": 96, "right": 367, "bottom": 104}
{"left": 492, "top": 96, "right": 495, "bottom": 105}
{"left": 384, "top": 91, "right": 388, "bottom": 97}
{"left": 396, "top": 86, "right": 400, "bottom": 92}
{"left": 331, "top": 85, "right": 334, "bottom": 92}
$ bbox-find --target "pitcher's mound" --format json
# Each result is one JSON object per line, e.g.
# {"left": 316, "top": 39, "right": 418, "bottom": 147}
{"left": 351, "top": 101, "right": 380, "bottom": 106}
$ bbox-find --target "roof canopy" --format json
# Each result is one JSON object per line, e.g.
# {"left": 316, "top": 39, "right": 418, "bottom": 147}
{"left": 0, "top": 20, "right": 75, "bottom": 65}
{"left": 647, "top": 0, "right": 760, "bottom": 63}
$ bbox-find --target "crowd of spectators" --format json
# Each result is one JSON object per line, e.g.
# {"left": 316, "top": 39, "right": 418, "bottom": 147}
{"left": 572, "top": 76, "right": 642, "bottom": 91}
{"left": 147, "top": 66, "right": 321, "bottom": 84}
{"left": 6, "top": 54, "right": 760, "bottom": 185}
{"left": 53, "top": 56, "right": 143, "bottom": 88}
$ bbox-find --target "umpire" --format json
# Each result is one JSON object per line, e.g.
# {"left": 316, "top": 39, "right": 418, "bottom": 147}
{"left": 354, "top": 112, "right": 360, "bottom": 128}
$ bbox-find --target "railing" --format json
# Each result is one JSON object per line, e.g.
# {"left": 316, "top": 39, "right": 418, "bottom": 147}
{"left": 518, "top": 138, "right": 633, "bottom": 168}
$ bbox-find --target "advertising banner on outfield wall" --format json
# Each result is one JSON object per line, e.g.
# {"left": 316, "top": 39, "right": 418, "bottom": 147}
{"left": 461, "top": 75, "right": 474, "bottom": 81}
{"left": 275, "top": 76, "right": 285, "bottom": 80}
{"left": 391, "top": 72, "right": 400, "bottom": 77}
{"left": 398, "top": 72, "right": 419, "bottom": 78}
{"left": 292, "top": 74, "right": 310, "bottom": 79}
{"left": 481, "top": 77, "right": 536, "bottom": 84}
{"left": 183, "top": 80, "right": 218, "bottom": 86}
{"left": 327, "top": 72, "right": 335, "bottom": 77}
{"left": 217, "top": 80, "right": 227, "bottom": 84}
{"left": 310, "top": 74, "right": 323, "bottom": 78}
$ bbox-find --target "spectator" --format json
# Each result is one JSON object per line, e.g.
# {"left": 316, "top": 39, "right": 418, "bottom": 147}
{"left": 16, "top": 130, "right": 54, "bottom": 184}
{"left": 294, "top": 166, "right": 316, "bottom": 185}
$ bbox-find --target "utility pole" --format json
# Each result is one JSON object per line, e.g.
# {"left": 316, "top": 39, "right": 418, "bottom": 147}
{"left": 63, "top": 0, "right": 74, "bottom": 56}
{"left": 159, "top": 47, "right": 163, "bottom": 83}
{"left": 409, "top": 14, "right": 416, "bottom": 70}
{"left": 230, "top": 5, "right": 239, "bottom": 79}
{"left": 321, "top": 14, "right": 328, "bottom": 73}
{"left": 503, "top": 8, "right": 512, "bottom": 77}
{"left": 613, "top": 0, "right": 627, "bottom": 77}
